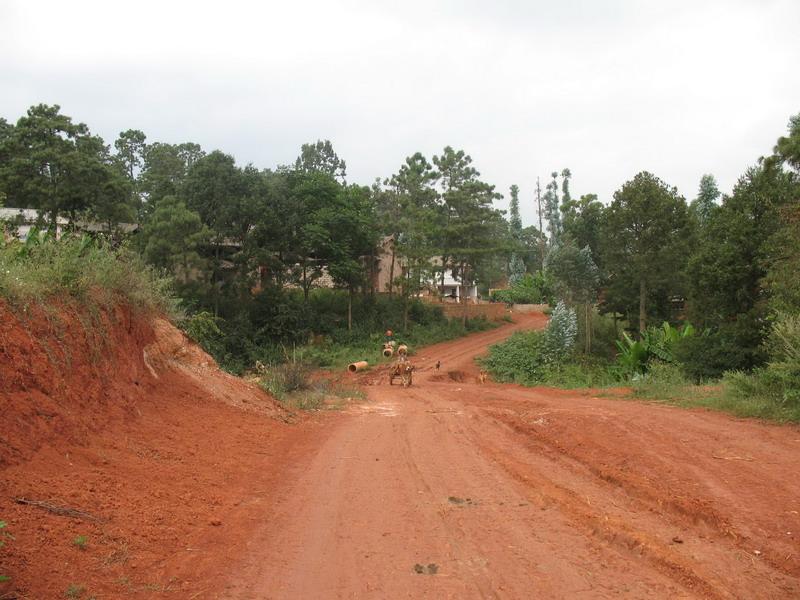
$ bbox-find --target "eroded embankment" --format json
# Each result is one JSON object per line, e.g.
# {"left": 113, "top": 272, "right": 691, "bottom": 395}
{"left": 0, "top": 301, "right": 292, "bottom": 599}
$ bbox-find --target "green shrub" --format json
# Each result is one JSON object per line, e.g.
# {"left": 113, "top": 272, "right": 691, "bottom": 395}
{"left": 482, "top": 303, "right": 579, "bottom": 385}
{"left": 259, "top": 361, "right": 312, "bottom": 400}
{"left": 632, "top": 361, "right": 688, "bottom": 398}
{"left": 72, "top": 535, "right": 88, "bottom": 550}
{"left": 675, "top": 317, "right": 767, "bottom": 382}
{"left": 720, "top": 313, "right": 800, "bottom": 409}
{"left": 490, "top": 272, "right": 553, "bottom": 305}
{"left": 482, "top": 330, "right": 549, "bottom": 384}
{"left": 0, "top": 233, "right": 176, "bottom": 316}
{"left": 183, "top": 311, "right": 225, "bottom": 357}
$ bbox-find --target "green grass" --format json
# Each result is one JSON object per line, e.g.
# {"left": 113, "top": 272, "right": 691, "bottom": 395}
{"left": 72, "top": 535, "right": 88, "bottom": 550}
{"left": 628, "top": 362, "right": 800, "bottom": 423}
{"left": 297, "top": 316, "right": 497, "bottom": 371}
{"left": 538, "top": 356, "right": 619, "bottom": 388}
{"left": 0, "top": 234, "right": 177, "bottom": 317}
{"left": 258, "top": 361, "right": 365, "bottom": 410}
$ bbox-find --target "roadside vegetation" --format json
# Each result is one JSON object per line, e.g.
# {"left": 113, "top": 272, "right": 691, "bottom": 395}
{"left": 0, "top": 230, "right": 175, "bottom": 316}
{"left": 1, "top": 104, "right": 799, "bottom": 420}
{"left": 482, "top": 115, "right": 800, "bottom": 423}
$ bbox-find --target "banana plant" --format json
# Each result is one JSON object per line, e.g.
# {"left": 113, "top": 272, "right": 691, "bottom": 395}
{"left": 615, "top": 332, "right": 649, "bottom": 375}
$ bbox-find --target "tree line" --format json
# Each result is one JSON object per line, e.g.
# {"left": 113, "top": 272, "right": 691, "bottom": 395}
{"left": 1, "top": 103, "right": 798, "bottom": 380}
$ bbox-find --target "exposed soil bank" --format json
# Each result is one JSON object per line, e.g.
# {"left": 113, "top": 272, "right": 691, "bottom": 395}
{"left": 4, "top": 309, "right": 800, "bottom": 598}
{"left": 0, "top": 301, "right": 293, "bottom": 599}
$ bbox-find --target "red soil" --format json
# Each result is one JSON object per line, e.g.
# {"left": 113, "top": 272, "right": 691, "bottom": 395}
{"left": 0, "top": 301, "right": 290, "bottom": 598}
{"left": 3, "top": 308, "right": 800, "bottom": 599}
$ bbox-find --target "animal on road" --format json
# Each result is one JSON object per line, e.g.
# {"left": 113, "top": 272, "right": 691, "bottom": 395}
{"left": 389, "top": 360, "right": 414, "bottom": 387}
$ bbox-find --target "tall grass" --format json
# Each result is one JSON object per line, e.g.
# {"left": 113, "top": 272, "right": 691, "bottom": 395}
{"left": 0, "top": 234, "right": 177, "bottom": 316}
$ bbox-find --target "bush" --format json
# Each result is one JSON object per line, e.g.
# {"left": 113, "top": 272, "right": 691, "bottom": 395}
{"left": 675, "top": 317, "right": 767, "bottom": 382}
{"left": 720, "top": 313, "right": 800, "bottom": 409}
{"left": 482, "top": 302, "right": 579, "bottom": 385}
{"left": 542, "top": 301, "right": 577, "bottom": 363}
{"left": 259, "top": 361, "right": 312, "bottom": 400}
{"left": 490, "top": 272, "right": 553, "bottom": 305}
{"left": 482, "top": 330, "right": 549, "bottom": 384}
{"left": 632, "top": 361, "right": 688, "bottom": 398}
{"left": 0, "top": 232, "right": 176, "bottom": 316}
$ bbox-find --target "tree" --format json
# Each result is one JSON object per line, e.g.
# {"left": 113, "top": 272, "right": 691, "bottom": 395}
{"left": 294, "top": 140, "right": 346, "bottom": 181}
{"left": 139, "top": 142, "right": 206, "bottom": 213}
{"left": 308, "top": 184, "right": 378, "bottom": 330}
{"left": 507, "top": 184, "right": 526, "bottom": 284}
{"left": 560, "top": 168, "right": 572, "bottom": 206}
{"left": 114, "top": 129, "right": 147, "bottom": 182}
{"left": 138, "top": 195, "right": 211, "bottom": 287}
{"left": 543, "top": 171, "right": 561, "bottom": 243}
{"left": 546, "top": 239, "right": 600, "bottom": 352}
{"left": 774, "top": 113, "right": 800, "bottom": 170}
{"left": 377, "top": 152, "right": 440, "bottom": 299}
{"left": 0, "top": 104, "right": 121, "bottom": 226}
{"left": 602, "top": 172, "right": 691, "bottom": 333}
{"left": 561, "top": 193, "right": 605, "bottom": 270}
{"left": 180, "top": 151, "right": 259, "bottom": 313}
{"left": 433, "top": 146, "right": 503, "bottom": 319}
{"left": 690, "top": 174, "right": 720, "bottom": 226}
{"left": 763, "top": 113, "right": 800, "bottom": 313}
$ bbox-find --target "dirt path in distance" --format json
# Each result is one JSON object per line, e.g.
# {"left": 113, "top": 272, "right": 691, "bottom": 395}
{"left": 222, "top": 313, "right": 800, "bottom": 599}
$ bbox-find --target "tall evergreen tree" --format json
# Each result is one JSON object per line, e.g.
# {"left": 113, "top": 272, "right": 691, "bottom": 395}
{"left": 690, "top": 174, "right": 721, "bottom": 226}
{"left": 507, "top": 184, "right": 525, "bottom": 284}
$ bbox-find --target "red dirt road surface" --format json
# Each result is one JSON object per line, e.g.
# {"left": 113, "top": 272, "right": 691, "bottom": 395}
{"left": 3, "top": 310, "right": 800, "bottom": 598}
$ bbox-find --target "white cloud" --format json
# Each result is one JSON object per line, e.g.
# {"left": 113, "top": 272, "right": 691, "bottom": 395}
{"left": 2, "top": 0, "right": 798, "bottom": 225}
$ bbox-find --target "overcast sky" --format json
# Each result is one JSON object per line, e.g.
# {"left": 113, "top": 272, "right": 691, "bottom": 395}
{"left": 2, "top": 0, "right": 798, "bottom": 225}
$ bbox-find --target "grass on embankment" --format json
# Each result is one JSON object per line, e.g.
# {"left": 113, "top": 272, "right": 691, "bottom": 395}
{"left": 628, "top": 362, "right": 800, "bottom": 423}
{"left": 482, "top": 328, "right": 800, "bottom": 424}
{"left": 0, "top": 233, "right": 175, "bottom": 316}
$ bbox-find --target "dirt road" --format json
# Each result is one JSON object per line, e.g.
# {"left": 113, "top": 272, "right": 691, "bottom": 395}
{"left": 223, "top": 314, "right": 800, "bottom": 599}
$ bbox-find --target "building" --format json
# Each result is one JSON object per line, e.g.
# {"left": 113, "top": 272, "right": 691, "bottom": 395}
{"left": 0, "top": 207, "right": 138, "bottom": 241}
{"left": 371, "top": 235, "right": 479, "bottom": 302}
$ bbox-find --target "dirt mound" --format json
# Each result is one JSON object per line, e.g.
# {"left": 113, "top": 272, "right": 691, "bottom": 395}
{"left": 0, "top": 300, "right": 289, "bottom": 599}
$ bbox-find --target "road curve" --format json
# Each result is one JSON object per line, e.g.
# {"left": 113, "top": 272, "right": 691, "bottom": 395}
{"left": 224, "top": 314, "right": 800, "bottom": 599}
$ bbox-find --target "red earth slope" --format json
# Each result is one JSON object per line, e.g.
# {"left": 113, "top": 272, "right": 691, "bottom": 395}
{"left": 0, "top": 301, "right": 292, "bottom": 599}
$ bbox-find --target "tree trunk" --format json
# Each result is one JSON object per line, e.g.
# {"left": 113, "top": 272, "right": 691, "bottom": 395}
{"left": 302, "top": 261, "right": 309, "bottom": 303}
{"left": 348, "top": 286, "right": 353, "bottom": 331}
{"left": 585, "top": 302, "right": 592, "bottom": 354}
{"left": 389, "top": 248, "right": 396, "bottom": 296}
{"left": 214, "top": 244, "right": 220, "bottom": 317}
{"left": 403, "top": 270, "right": 410, "bottom": 332}
{"left": 440, "top": 256, "right": 447, "bottom": 299}
{"left": 639, "top": 279, "right": 647, "bottom": 334}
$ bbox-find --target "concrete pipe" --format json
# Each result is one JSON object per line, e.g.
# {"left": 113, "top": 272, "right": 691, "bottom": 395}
{"left": 383, "top": 348, "right": 394, "bottom": 358}
{"left": 348, "top": 360, "right": 369, "bottom": 373}
{"left": 397, "top": 344, "right": 408, "bottom": 355}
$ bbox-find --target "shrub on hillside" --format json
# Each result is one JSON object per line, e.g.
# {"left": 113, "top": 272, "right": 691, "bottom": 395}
{"left": 0, "top": 232, "right": 175, "bottom": 315}
{"left": 722, "top": 313, "right": 800, "bottom": 408}
{"left": 482, "top": 301, "right": 578, "bottom": 385}
{"left": 674, "top": 316, "right": 767, "bottom": 382}
{"left": 490, "top": 272, "right": 554, "bottom": 305}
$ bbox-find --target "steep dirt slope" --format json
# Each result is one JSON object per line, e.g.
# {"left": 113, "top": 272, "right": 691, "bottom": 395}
{"left": 0, "top": 302, "right": 292, "bottom": 599}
